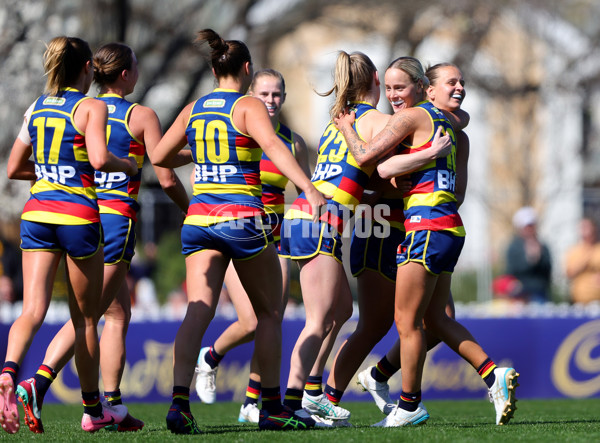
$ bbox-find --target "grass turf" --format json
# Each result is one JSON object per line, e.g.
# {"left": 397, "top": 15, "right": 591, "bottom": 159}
{"left": 5, "top": 398, "right": 600, "bottom": 442}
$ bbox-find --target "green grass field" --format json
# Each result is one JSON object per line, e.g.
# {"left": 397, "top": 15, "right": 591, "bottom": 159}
{"left": 6, "top": 398, "right": 600, "bottom": 442}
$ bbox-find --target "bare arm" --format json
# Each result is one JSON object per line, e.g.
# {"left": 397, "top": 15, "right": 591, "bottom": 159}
{"left": 292, "top": 132, "right": 311, "bottom": 194}
{"left": 80, "top": 99, "right": 137, "bottom": 175}
{"left": 376, "top": 126, "right": 451, "bottom": 179}
{"left": 442, "top": 108, "right": 470, "bottom": 132}
{"left": 335, "top": 108, "right": 421, "bottom": 167}
{"left": 7, "top": 111, "right": 37, "bottom": 180}
{"left": 151, "top": 102, "right": 194, "bottom": 168}
{"left": 454, "top": 131, "right": 470, "bottom": 208}
{"left": 7, "top": 138, "right": 35, "bottom": 180}
{"left": 133, "top": 105, "right": 190, "bottom": 214}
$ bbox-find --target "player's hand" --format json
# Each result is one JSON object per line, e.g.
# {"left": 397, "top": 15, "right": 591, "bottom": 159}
{"left": 391, "top": 176, "right": 412, "bottom": 193}
{"left": 304, "top": 186, "right": 328, "bottom": 223}
{"left": 333, "top": 110, "right": 356, "bottom": 131}
{"left": 125, "top": 157, "right": 139, "bottom": 176}
{"left": 430, "top": 126, "right": 451, "bottom": 159}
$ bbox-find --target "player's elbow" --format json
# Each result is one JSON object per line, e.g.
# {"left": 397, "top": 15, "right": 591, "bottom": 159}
{"left": 6, "top": 161, "right": 20, "bottom": 179}
{"left": 159, "top": 177, "right": 178, "bottom": 192}
{"left": 377, "top": 162, "right": 394, "bottom": 180}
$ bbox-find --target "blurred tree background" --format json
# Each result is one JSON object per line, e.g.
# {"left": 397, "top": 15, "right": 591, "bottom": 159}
{"left": 2, "top": 0, "right": 600, "bottom": 303}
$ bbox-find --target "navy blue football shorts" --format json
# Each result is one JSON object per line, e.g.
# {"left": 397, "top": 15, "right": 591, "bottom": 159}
{"left": 181, "top": 217, "right": 273, "bottom": 260}
{"left": 351, "top": 218, "right": 405, "bottom": 282}
{"left": 396, "top": 229, "right": 465, "bottom": 275}
{"left": 20, "top": 220, "right": 102, "bottom": 259}
{"left": 100, "top": 213, "right": 135, "bottom": 265}
{"left": 279, "top": 218, "right": 343, "bottom": 263}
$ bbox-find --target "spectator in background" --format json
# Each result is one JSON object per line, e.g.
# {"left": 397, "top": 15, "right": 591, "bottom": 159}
{"left": 565, "top": 217, "right": 600, "bottom": 304}
{"left": 505, "top": 206, "right": 552, "bottom": 303}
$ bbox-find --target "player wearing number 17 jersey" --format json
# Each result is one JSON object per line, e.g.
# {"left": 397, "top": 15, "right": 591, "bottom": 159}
{"left": 12, "top": 43, "right": 190, "bottom": 435}
{"left": 3, "top": 36, "right": 136, "bottom": 435}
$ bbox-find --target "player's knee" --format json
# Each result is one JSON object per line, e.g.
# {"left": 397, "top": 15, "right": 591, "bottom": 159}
{"left": 240, "top": 319, "right": 258, "bottom": 336}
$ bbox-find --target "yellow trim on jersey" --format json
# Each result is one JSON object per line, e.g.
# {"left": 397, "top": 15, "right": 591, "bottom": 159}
{"left": 228, "top": 95, "right": 250, "bottom": 137}
{"left": 98, "top": 205, "right": 123, "bottom": 215}
{"left": 275, "top": 122, "right": 292, "bottom": 143}
{"left": 404, "top": 190, "right": 456, "bottom": 209}
{"left": 31, "top": 180, "right": 97, "bottom": 199}
{"left": 123, "top": 103, "right": 143, "bottom": 144}
{"left": 74, "top": 144, "right": 89, "bottom": 162}
{"left": 97, "top": 188, "right": 129, "bottom": 198}
{"left": 192, "top": 89, "right": 253, "bottom": 139}
{"left": 53, "top": 89, "right": 91, "bottom": 136}
{"left": 279, "top": 222, "right": 343, "bottom": 264}
{"left": 99, "top": 95, "right": 144, "bottom": 145}
{"left": 352, "top": 101, "right": 375, "bottom": 142}
{"left": 333, "top": 188, "right": 360, "bottom": 208}
{"left": 442, "top": 226, "right": 466, "bottom": 236}
{"left": 313, "top": 181, "right": 337, "bottom": 198}
{"left": 401, "top": 103, "right": 449, "bottom": 154}
{"left": 236, "top": 146, "right": 263, "bottom": 162}
{"left": 283, "top": 208, "right": 313, "bottom": 220}
{"left": 132, "top": 153, "right": 145, "bottom": 167}
{"left": 22, "top": 212, "right": 93, "bottom": 225}
{"left": 184, "top": 214, "right": 241, "bottom": 225}
{"left": 192, "top": 182, "right": 262, "bottom": 196}
{"left": 264, "top": 203, "right": 285, "bottom": 214}
{"left": 70, "top": 96, "right": 91, "bottom": 136}
{"left": 261, "top": 171, "right": 288, "bottom": 188}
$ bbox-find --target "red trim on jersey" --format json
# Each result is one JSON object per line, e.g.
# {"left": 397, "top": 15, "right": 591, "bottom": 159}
{"left": 80, "top": 173, "right": 96, "bottom": 188}
{"left": 129, "top": 140, "right": 145, "bottom": 156}
{"left": 23, "top": 199, "right": 100, "bottom": 222}
{"left": 337, "top": 176, "right": 363, "bottom": 199}
{"left": 242, "top": 172, "right": 261, "bottom": 186}
{"left": 404, "top": 141, "right": 432, "bottom": 153}
{"left": 127, "top": 179, "right": 141, "bottom": 195}
{"left": 235, "top": 135, "right": 260, "bottom": 149}
{"left": 74, "top": 133, "right": 85, "bottom": 149}
{"left": 404, "top": 213, "right": 463, "bottom": 232}
{"left": 271, "top": 223, "right": 282, "bottom": 238}
{"left": 406, "top": 180, "right": 434, "bottom": 195}
{"left": 98, "top": 199, "right": 138, "bottom": 221}
{"left": 319, "top": 211, "right": 344, "bottom": 234}
{"left": 262, "top": 192, "right": 284, "bottom": 206}
{"left": 188, "top": 202, "right": 264, "bottom": 218}
{"left": 289, "top": 198, "right": 312, "bottom": 215}
{"left": 259, "top": 158, "right": 281, "bottom": 174}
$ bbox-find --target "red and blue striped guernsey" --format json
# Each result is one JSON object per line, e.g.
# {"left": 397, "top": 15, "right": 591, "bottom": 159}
{"left": 22, "top": 88, "right": 99, "bottom": 225}
{"left": 285, "top": 102, "right": 377, "bottom": 234}
{"left": 95, "top": 94, "right": 145, "bottom": 221}
{"left": 260, "top": 122, "right": 295, "bottom": 240}
{"left": 400, "top": 101, "right": 465, "bottom": 237}
{"left": 184, "top": 89, "right": 264, "bottom": 226}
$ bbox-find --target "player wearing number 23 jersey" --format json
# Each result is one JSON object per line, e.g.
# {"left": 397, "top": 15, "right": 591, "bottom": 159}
{"left": 281, "top": 102, "right": 376, "bottom": 261}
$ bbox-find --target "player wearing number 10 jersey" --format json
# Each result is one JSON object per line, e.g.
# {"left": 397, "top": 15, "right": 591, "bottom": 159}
{"left": 184, "top": 88, "right": 264, "bottom": 232}
{"left": 152, "top": 29, "right": 324, "bottom": 433}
